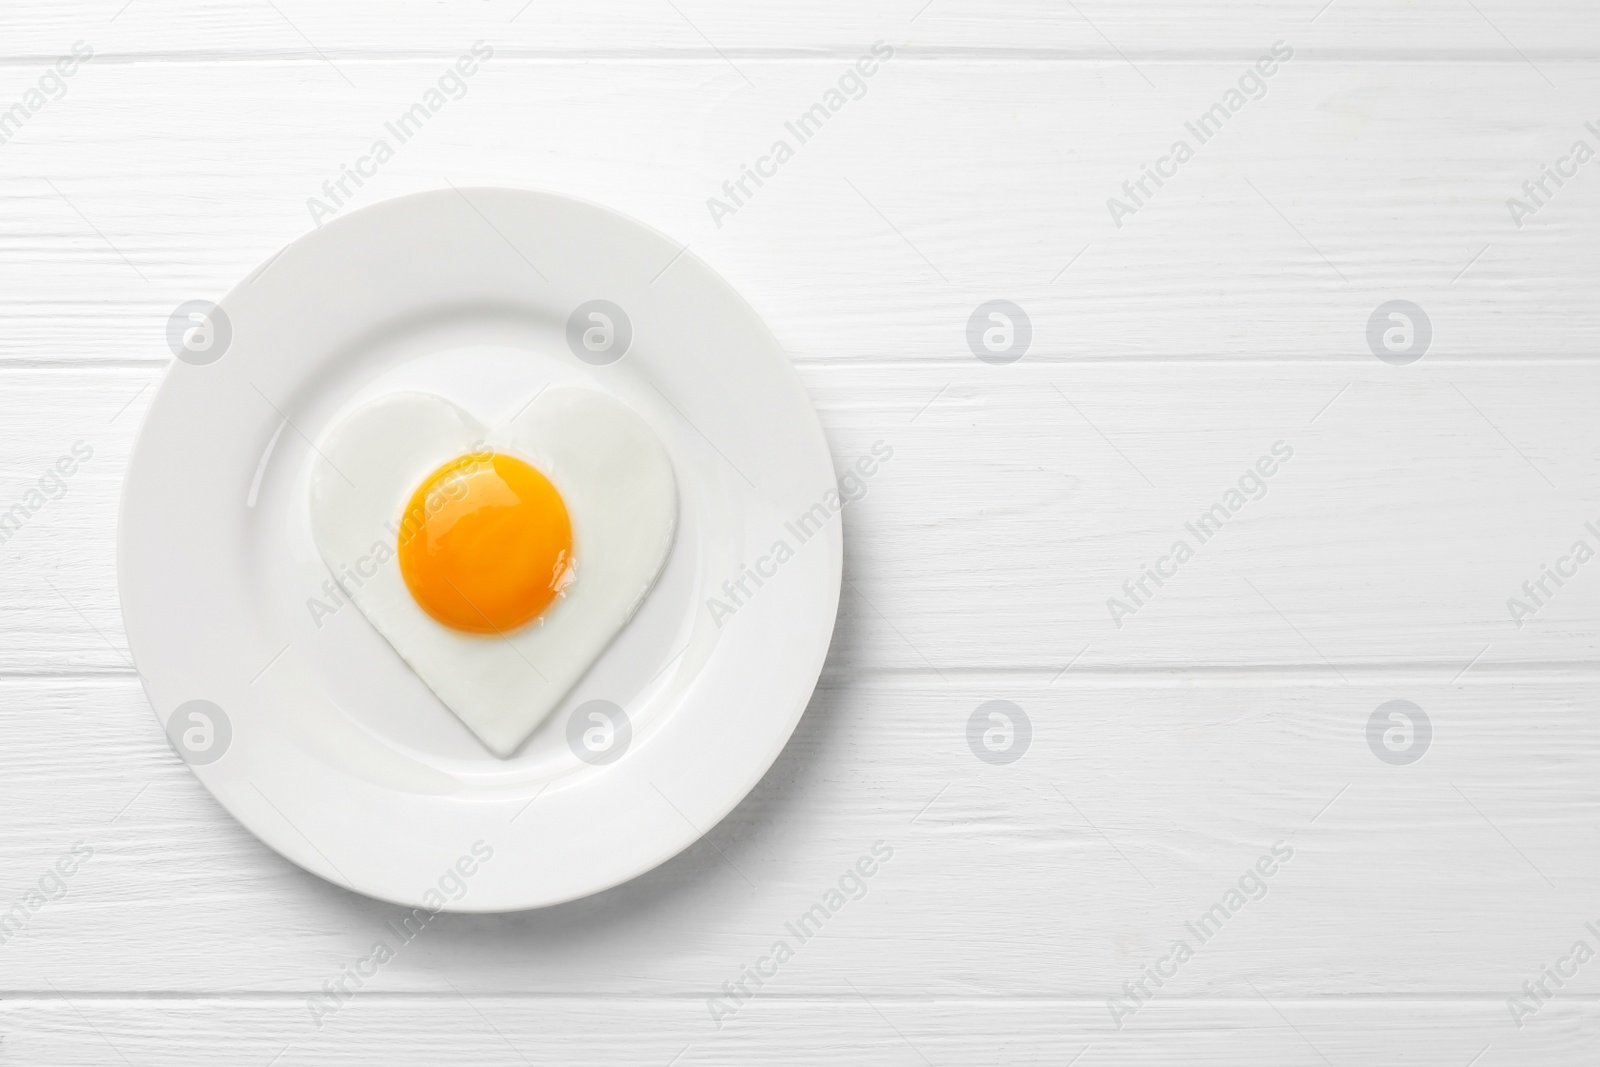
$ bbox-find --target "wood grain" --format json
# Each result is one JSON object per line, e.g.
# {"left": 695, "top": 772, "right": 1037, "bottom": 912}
{"left": 4, "top": 3, "right": 1598, "bottom": 1060}
{"left": 0, "top": 674, "right": 1594, "bottom": 994}
{"left": 2, "top": 997, "right": 1592, "bottom": 1066}
{"left": 2, "top": 363, "right": 1596, "bottom": 674}
{"left": 8, "top": 0, "right": 1600, "bottom": 56}
{"left": 0, "top": 57, "right": 1596, "bottom": 365}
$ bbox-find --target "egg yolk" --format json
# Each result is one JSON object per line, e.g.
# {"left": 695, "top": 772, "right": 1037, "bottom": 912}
{"left": 397, "top": 452, "right": 573, "bottom": 634}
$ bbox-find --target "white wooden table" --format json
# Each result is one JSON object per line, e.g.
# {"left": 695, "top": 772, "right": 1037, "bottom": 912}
{"left": 3, "top": 2, "right": 1597, "bottom": 1062}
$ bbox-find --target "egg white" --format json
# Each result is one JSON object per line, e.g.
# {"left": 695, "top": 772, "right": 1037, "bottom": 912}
{"left": 308, "top": 387, "right": 677, "bottom": 758}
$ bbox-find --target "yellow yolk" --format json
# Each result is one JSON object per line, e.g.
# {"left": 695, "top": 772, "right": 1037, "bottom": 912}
{"left": 397, "top": 452, "right": 572, "bottom": 634}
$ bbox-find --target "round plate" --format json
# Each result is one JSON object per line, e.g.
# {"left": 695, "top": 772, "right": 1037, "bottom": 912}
{"left": 119, "top": 188, "right": 841, "bottom": 911}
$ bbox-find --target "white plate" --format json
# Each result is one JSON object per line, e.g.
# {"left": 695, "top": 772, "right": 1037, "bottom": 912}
{"left": 119, "top": 188, "right": 841, "bottom": 911}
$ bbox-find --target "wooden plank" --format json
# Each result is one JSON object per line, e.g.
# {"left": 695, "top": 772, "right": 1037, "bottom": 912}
{"left": 3, "top": 362, "right": 1597, "bottom": 673}
{"left": 0, "top": 58, "right": 1596, "bottom": 364}
{"left": 8, "top": 0, "right": 1600, "bottom": 56}
{"left": 0, "top": 673, "right": 1595, "bottom": 993}
{"left": 5, "top": 9, "right": 1600, "bottom": 1051}
{"left": 0, "top": 997, "right": 1590, "bottom": 1066}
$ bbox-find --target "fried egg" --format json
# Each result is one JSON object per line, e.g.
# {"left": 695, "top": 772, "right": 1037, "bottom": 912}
{"left": 308, "top": 387, "right": 676, "bottom": 758}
